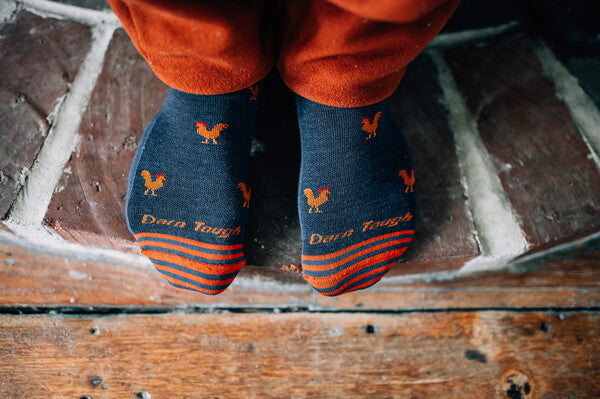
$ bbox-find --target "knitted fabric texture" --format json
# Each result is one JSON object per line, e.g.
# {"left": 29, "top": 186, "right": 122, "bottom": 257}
{"left": 296, "top": 95, "right": 416, "bottom": 296}
{"left": 126, "top": 87, "right": 258, "bottom": 295}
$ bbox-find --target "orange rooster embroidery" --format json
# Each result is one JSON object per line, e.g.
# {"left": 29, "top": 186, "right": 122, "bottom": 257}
{"left": 398, "top": 169, "right": 415, "bottom": 193}
{"left": 195, "top": 120, "right": 229, "bottom": 144}
{"left": 304, "top": 187, "right": 330, "bottom": 213}
{"left": 249, "top": 84, "right": 259, "bottom": 100}
{"left": 362, "top": 111, "right": 382, "bottom": 140}
{"left": 238, "top": 182, "right": 251, "bottom": 208}
{"left": 141, "top": 170, "right": 165, "bottom": 196}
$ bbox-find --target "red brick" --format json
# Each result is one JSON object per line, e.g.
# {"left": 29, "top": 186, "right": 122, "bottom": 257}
{"left": 45, "top": 29, "right": 168, "bottom": 246}
{"left": 387, "top": 53, "right": 480, "bottom": 274}
{"left": 446, "top": 33, "right": 600, "bottom": 248}
{"left": 0, "top": 11, "right": 92, "bottom": 217}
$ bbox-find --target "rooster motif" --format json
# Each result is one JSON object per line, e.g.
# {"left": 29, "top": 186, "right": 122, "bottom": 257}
{"left": 398, "top": 169, "right": 415, "bottom": 193}
{"left": 249, "top": 84, "right": 259, "bottom": 100}
{"left": 195, "top": 120, "right": 229, "bottom": 144}
{"left": 304, "top": 186, "right": 330, "bottom": 213}
{"left": 141, "top": 170, "right": 166, "bottom": 196}
{"left": 362, "top": 111, "right": 382, "bottom": 140}
{"left": 238, "top": 182, "right": 251, "bottom": 208}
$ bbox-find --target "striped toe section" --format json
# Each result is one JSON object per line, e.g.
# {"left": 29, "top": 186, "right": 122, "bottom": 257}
{"left": 135, "top": 232, "right": 245, "bottom": 295}
{"left": 302, "top": 230, "right": 414, "bottom": 296}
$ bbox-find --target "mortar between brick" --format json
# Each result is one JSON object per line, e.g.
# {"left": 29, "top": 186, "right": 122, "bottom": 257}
{"left": 428, "top": 20, "right": 522, "bottom": 49}
{"left": 0, "top": 0, "right": 18, "bottom": 25}
{"left": 20, "top": 0, "right": 120, "bottom": 26}
{"left": 533, "top": 39, "right": 600, "bottom": 169}
{"left": 6, "top": 23, "right": 115, "bottom": 225}
{"left": 429, "top": 49, "right": 528, "bottom": 257}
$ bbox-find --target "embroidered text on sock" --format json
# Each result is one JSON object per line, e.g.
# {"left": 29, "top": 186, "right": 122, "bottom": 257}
{"left": 296, "top": 96, "right": 416, "bottom": 296}
{"left": 126, "top": 87, "right": 259, "bottom": 295}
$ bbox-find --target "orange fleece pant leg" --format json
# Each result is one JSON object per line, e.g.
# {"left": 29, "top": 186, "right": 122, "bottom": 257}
{"left": 107, "top": 0, "right": 459, "bottom": 105}
{"left": 277, "top": 0, "right": 460, "bottom": 107}
{"left": 106, "top": 0, "right": 274, "bottom": 94}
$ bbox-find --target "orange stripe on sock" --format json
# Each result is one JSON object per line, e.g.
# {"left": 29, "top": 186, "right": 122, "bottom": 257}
{"left": 302, "top": 237, "right": 412, "bottom": 272}
{"left": 160, "top": 272, "right": 228, "bottom": 295}
{"left": 302, "top": 248, "right": 405, "bottom": 289}
{"left": 333, "top": 272, "right": 389, "bottom": 296}
{"left": 328, "top": 263, "right": 393, "bottom": 296}
{"left": 153, "top": 262, "right": 237, "bottom": 287}
{"left": 301, "top": 230, "right": 414, "bottom": 261}
{"left": 141, "top": 250, "right": 244, "bottom": 276}
{"left": 305, "top": 262, "right": 393, "bottom": 296}
{"left": 135, "top": 232, "right": 243, "bottom": 251}
{"left": 138, "top": 240, "right": 244, "bottom": 261}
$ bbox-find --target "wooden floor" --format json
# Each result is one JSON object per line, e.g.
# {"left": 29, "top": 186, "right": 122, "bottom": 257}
{"left": 1, "top": 236, "right": 599, "bottom": 398}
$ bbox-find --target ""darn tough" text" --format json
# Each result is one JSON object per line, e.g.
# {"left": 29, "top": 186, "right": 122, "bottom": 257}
{"left": 141, "top": 214, "right": 241, "bottom": 238}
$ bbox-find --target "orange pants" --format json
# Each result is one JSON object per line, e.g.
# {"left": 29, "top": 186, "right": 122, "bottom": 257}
{"left": 107, "top": 0, "right": 459, "bottom": 107}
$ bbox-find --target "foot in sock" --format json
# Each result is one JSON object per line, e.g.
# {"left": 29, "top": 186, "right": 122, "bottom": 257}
{"left": 296, "top": 96, "right": 416, "bottom": 296}
{"left": 126, "top": 86, "right": 259, "bottom": 295}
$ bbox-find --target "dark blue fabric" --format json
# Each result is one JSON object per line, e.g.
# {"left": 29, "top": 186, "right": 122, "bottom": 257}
{"left": 126, "top": 87, "right": 257, "bottom": 246}
{"left": 296, "top": 95, "right": 417, "bottom": 259}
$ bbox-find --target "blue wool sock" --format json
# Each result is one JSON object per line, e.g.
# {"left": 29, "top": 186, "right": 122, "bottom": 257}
{"left": 126, "top": 86, "right": 259, "bottom": 295}
{"left": 296, "top": 96, "right": 416, "bottom": 296}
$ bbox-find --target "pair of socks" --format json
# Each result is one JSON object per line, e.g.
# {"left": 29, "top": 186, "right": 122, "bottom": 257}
{"left": 126, "top": 83, "right": 415, "bottom": 296}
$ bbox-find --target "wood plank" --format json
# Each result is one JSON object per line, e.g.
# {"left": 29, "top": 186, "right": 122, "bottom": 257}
{"left": 0, "top": 11, "right": 92, "bottom": 218}
{"left": 1, "top": 236, "right": 598, "bottom": 309}
{"left": 0, "top": 243, "right": 309, "bottom": 307}
{"left": 445, "top": 33, "right": 600, "bottom": 249}
{"left": 388, "top": 53, "right": 480, "bottom": 271}
{"left": 313, "top": 235, "right": 600, "bottom": 310}
{"left": 0, "top": 311, "right": 598, "bottom": 398}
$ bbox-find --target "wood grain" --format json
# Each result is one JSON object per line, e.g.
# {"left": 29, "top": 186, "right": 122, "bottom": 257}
{"left": 0, "top": 244, "right": 309, "bottom": 308}
{"left": 1, "top": 237, "right": 598, "bottom": 309}
{"left": 0, "top": 11, "right": 92, "bottom": 217}
{"left": 445, "top": 33, "right": 600, "bottom": 249}
{"left": 0, "top": 311, "right": 598, "bottom": 398}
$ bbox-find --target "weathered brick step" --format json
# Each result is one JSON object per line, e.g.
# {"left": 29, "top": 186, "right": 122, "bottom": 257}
{"left": 387, "top": 54, "right": 480, "bottom": 269}
{"left": 2, "top": 8, "right": 599, "bottom": 282}
{"left": 44, "top": 29, "right": 167, "bottom": 252}
{"left": 42, "top": 28, "right": 480, "bottom": 276}
{"left": 445, "top": 32, "right": 600, "bottom": 250}
{"left": 0, "top": 11, "right": 92, "bottom": 217}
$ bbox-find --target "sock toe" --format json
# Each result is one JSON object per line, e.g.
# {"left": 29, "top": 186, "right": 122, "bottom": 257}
{"left": 136, "top": 232, "right": 245, "bottom": 295}
{"left": 301, "top": 232, "right": 413, "bottom": 296}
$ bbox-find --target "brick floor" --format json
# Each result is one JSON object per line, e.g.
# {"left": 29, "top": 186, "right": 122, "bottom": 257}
{"left": 45, "top": 29, "right": 167, "bottom": 251}
{"left": 1, "top": 3, "right": 599, "bottom": 281}
{"left": 0, "top": 11, "right": 92, "bottom": 218}
{"left": 446, "top": 33, "right": 600, "bottom": 249}
{"left": 388, "top": 53, "right": 480, "bottom": 265}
